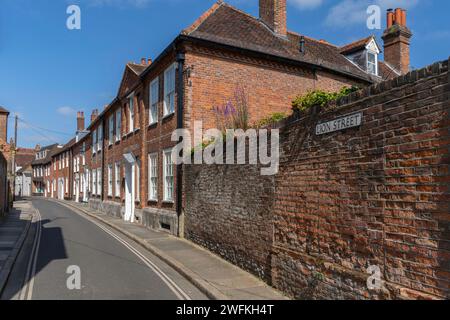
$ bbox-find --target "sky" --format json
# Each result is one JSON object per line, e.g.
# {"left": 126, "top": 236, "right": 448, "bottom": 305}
{"left": 1, "top": 0, "right": 449, "bottom": 148}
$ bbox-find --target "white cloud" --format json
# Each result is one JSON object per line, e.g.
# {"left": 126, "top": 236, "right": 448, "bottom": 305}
{"left": 289, "top": 0, "right": 323, "bottom": 10}
{"left": 57, "top": 106, "right": 77, "bottom": 117}
{"left": 325, "top": 0, "right": 419, "bottom": 28}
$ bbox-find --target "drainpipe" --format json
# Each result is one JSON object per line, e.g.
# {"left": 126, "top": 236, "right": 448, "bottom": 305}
{"left": 176, "top": 51, "right": 185, "bottom": 238}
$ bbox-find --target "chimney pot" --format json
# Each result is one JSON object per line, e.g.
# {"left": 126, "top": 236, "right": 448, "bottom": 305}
{"left": 77, "top": 110, "right": 85, "bottom": 132}
{"left": 401, "top": 9, "right": 407, "bottom": 26}
{"left": 394, "top": 8, "right": 403, "bottom": 26}
{"left": 148, "top": 58, "right": 152, "bottom": 65}
{"left": 387, "top": 9, "right": 394, "bottom": 28}
{"left": 382, "top": 8, "right": 412, "bottom": 75}
{"left": 91, "top": 109, "right": 99, "bottom": 123}
{"left": 141, "top": 58, "right": 146, "bottom": 65}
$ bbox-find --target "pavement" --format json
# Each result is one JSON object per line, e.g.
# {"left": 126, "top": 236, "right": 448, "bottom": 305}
{"left": 0, "top": 200, "right": 33, "bottom": 295}
{"left": 54, "top": 198, "right": 288, "bottom": 300}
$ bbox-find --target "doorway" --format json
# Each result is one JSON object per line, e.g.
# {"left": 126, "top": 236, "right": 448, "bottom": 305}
{"left": 123, "top": 153, "right": 135, "bottom": 223}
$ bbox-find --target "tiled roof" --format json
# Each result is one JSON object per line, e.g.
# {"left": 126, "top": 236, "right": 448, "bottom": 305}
{"left": 16, "top": 154, "right": 35, "bottom": 168}
{"left": 31, "top": 143, "right": 60, "bottom": 165}
{"left": 378, "top": 61, "right": 401, "bottom": 80}
{"left": 127, "top": 63, "right": 147, "bottom": 76}
{"left": 339, "top": 36, "right": 374, "bottom": 55}
{"left": 0, "top": 106, "right": 9, "bottom": 114}
{"left": 183, "top": 2, "right": 376, "bottom": 83}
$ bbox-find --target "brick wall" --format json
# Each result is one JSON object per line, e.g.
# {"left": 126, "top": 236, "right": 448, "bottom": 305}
{"left": 184, "top": 45, "right": 363, "bottom": 131}
{"left": 183, "top": 58, "right": 450, "bottom": 299}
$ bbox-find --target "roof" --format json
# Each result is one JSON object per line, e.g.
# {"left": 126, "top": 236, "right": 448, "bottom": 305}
{"left": 88, "top": 1, "right": 390, "bottom": 131}
{"left": 31, "top": 144, "right": 60, "bottom": 165}
{"left": 340, "top": 36, "right": 374, "bottom": 55}
{"left": 182, "top": 2, "right": 376, "bottom": 83}
{"left": 15, "top": 153, "right": 35, "bottom": 168}
{"left": 127, "top": 63, "right": 147, "bottom": 76}
{"left": 52, "top": 138, "right": 76, "bottom": 157}
{"left": 0, "top": 106, "right": 9, "bottom": 114}
{"left": 378, "top": 61, "right": 401, "bottom": 80}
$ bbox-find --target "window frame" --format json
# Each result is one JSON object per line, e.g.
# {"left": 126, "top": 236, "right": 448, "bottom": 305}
{"left": 128, "top": 93, "right": 135, "bottom": 133}
{"left": 116, "top": 109, "right": 122, "bottom": 141}
{"left": 108, "top": 115, "right": 114, "bottom": 146}
{"left": 149, "top": 77, "right": 159, "bottom": 125}
{"left": 163, "top": 64, "right": 176, "bottom": 117}
{"left": 163, "top": 149, "right": 174, "bottom": 202}
{"left": 115, "top": 162, "right": 121, "bottom": 198}
{"left": 148, "top": 153, "right": 158, "bottom": 201}
{"left": 367, "top": 51, "right": 378, "bottom": 76}
{"left": 107, "top": 164, "right": 113, "bottom": 197}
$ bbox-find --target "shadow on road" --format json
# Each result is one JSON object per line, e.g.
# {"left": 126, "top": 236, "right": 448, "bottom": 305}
{"left": 1, "top": 217, "right": 67, "bottom": 300}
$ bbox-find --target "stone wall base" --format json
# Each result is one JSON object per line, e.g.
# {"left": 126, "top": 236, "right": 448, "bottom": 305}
{"left": 88, "top": 199, "right": 178, "bottom": 236}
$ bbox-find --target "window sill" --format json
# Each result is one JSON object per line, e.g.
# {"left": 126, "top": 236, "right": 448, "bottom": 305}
{"left": 148, "top": 122, "right": 158, "bottom": 129}
{"left": 162, "top": 112, "right": 175, "bottom": 121}
{"left": 148, "top": 199, "right": 158, "bottom": 204}
{"left": 162, "top": 200, "right": 174, "bottom": 204}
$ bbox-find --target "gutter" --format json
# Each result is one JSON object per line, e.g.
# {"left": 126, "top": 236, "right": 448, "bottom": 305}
{"left": 175, "top": 50, "right": 185, "bottom": 238}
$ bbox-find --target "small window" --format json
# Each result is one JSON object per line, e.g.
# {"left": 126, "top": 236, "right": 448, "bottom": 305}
{"left": 97, "top": 168, "right": 102, "bottom": 196}
{"left": 115, "top": 162, "right": 121, "bottom": 197}
{"left": 108, "top": 165, "right": 113, "bottom": 197}
{"left": 149, "top": 78, "right": 159, "bottom": 124}
{"left": 116, "top": 110, "right": 122, "bottom": 141}
{"left": 92, "top": 170, "right": 97, "bottom": 195}
{"left": 148, "top": 153, "right": 158, "bottom": 201}
{"left": 98, "top": 124, "right": 103, "bottom": 152}
{"left": 163, "top": 65, "right": 176, "bottom": 116}
{"left": 93, "top": 129, "right": 97, "bottom": 154}
{"left": 109, "top": 115, "right": 114, "bottom": 145}
{"left": 367, "top": 51, "right": 377, "bottom": 76}
{"left": 163, "top": 149, "right": 174, "bottom": 202}
{"left": 129, "top": 94, "right": 135, "bottom": 133}
{"left": 135, "top": 157, "right": 141, "bottom": 201}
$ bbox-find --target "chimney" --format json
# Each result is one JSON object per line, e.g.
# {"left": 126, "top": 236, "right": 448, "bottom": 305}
{"left": 77, "top": 111, "right": 85, "bottom": 132}
{"left": 259, "top": 0, "right": 287, "bottom": 37}
{"left": 382, "top": 8, "right": 412, "bottom": 75}
{"left": 90, "top": 109, "right": 99, "bottom": 124}
{"left": 141, "top": 58, "right": 146, "bottom": 65}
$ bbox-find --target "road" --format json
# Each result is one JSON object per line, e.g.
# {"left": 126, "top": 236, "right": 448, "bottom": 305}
{"left": 1, "top": 198, "right": 207, "bottom": 300}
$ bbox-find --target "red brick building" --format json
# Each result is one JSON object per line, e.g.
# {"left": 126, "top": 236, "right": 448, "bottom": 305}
{"left": 41, "top": 1, "right": 413, "bottom": 236}
{"left": 31, "top": 144, "right": 61, "bottom": 197}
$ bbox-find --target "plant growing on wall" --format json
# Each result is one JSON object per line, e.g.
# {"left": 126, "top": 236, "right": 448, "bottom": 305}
{"left": 292, "top": 86, "right": 360, "bottom": 112}
{"left": 212, "top": 86, "right": 250, "bottom": 131}
{"left": 255, "top": 112, "right": 287, "bottom": 128}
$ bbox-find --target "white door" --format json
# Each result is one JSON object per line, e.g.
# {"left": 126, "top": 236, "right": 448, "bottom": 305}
{"left": 59, "top": 179, "right": 64, "bottom": 200}
{"left": 82, "top": 173, "right": 87, "bottom": 202}
{"left": 75, "top": 175, "right": 80, "bottom": 202}
{"left": 124, "top": 162, "right": 135, "bottom": 223}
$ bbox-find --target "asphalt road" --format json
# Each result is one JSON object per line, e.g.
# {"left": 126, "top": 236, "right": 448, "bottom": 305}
{"left": 1, "top": 198, "right": 207, "bottom": 300}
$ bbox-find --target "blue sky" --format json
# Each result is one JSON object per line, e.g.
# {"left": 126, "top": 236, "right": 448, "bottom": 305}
{"left": 1, "top": 0, "right": 449, "bottom": 148}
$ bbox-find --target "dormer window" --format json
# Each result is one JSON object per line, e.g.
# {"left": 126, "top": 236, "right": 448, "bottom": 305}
{"left": 367, "top": 51, "right": 378, "bottom": 76}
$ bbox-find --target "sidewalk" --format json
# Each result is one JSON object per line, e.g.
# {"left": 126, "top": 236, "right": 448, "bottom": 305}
{"left": 0, "top": 201, "right": 33, "bottom": 294}
{"left": 58, "top": 199, "right": 288, "bottom": 300}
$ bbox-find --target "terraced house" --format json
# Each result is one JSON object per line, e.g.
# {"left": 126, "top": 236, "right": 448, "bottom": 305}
{"left": 41, "top": 0, "right": 412, "bottom": 235}
{"left": 31, "top": 144, "right": 60, "bottom": 197}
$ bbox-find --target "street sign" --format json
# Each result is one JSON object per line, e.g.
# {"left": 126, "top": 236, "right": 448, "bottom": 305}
{"left": 316, "top": 112, "right": 363, "bottom": 136}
